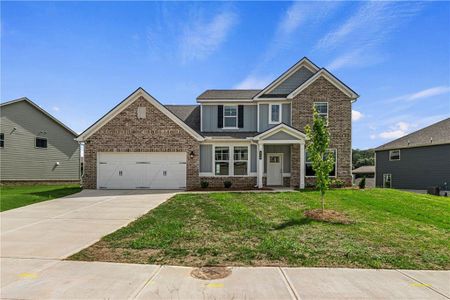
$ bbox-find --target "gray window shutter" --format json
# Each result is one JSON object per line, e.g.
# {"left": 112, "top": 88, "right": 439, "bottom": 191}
{"left": 238, "top": 105, "right": 244, "bottom": 128}
{"left": 218, "top": 105, "right": 223, "bottom": 128}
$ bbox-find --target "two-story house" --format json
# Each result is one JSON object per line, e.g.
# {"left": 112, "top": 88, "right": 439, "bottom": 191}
{"left": 77, "top": 57, "right": 358, "bottom": 190}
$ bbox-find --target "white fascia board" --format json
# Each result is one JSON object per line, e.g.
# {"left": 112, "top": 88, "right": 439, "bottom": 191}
{"left": 77, "top": 88, "right": 204, "bottom": 142}
{"left": 253, "top": 57, "right": 320, "bottom": 100}
{"left": 287, "top": 69, "right": 359, "bottom": 100}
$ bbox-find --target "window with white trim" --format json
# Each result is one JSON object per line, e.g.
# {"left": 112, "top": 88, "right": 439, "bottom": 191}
{"left": 233, "top": 146, "right": 248, "bottom": 175}
{"left": 389, "top": 150, "right": 400, "bottom": 161}
{"left": 223, "top": 106, "right": 238, "bottom": 128}
{"left": 215, "top": 147, "right": 229, "bottom": 175}
{"left": 314, "top": 102, "right": 328, "bottom": 124}
{"left": 0, "top": 133, "right": 4, "bottom": 148}
{"left": 383, "top": 174, "right": 392, "bottom": 188}
{"left": 305, "top": 149, "right": 336, "bottom": 177}
{"left": 269, "top": 104, "right": 281, "bottom": 124}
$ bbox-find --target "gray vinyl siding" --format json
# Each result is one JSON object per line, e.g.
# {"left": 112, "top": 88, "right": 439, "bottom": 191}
{"left": 259, "top": 103, "right": 291, "bottom": 132}
{"left": 201, "top": 105, "right": 257, "bottom": 132}
{"left": 0, "top": 101, "right": 80, "bottom": 181}
{"left": 265, "top": 131, "right": 298, "bottom": 140}
{"left": 251, "top": 144, "right": 257, "bottom": 172}
{"left": 200, "top": 144, "right": 213, "bottom": 172}
{"left": 267, "top": 67, "right": 314, "bottom": 96}
{"left": 375, "top": 144, "right": 450, "bottom": 190}
{"left": 264, "top": 145, "right": 291, "bottom": 173}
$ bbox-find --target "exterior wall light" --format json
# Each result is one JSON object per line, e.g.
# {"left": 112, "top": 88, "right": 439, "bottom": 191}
{"left": 190, "top": 151, "right": 195, "bottom": 159}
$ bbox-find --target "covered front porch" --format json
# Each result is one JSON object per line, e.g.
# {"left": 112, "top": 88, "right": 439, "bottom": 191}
{"left": 252, "top": 124, "right": 306, "bottom": 189}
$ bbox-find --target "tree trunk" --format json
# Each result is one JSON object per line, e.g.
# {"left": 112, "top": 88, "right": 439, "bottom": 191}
{"left": 321, "top": 190, "right": 325, "bottom": 213}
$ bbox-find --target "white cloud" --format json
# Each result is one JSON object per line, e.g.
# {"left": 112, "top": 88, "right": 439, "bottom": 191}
{"left": 378, "top": 122, "right": 410, "bottom": 139}
{"left": 52, "top": 106, "right": 60, "bottom": 112}
{"left": 352, "top": 109, "right": 363, "bottom": 121}
{"left": 322, "top": 2, "right": 424, "bottom": 69}
{"left": 389, "top": 86, "right": 450, "bottom": 102}
{"left": 179, "top": 10, "right": 237, "bottom": 63}
{"left": 234, "top": 75, "right": 272, "bottom": 89}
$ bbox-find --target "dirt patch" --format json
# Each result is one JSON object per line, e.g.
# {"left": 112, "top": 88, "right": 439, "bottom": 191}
{"left": 304, "top": 209, "right": 352, "bottom": 224}
{"left": 191, "top": 266, "right": 232, "bottom": 280}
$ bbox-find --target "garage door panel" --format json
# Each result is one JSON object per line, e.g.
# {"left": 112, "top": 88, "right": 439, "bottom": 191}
{"left": 97, "top": 152, "right": 186, "bottom": 190}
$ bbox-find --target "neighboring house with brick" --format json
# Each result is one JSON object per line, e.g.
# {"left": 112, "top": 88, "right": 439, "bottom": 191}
{"left": 77, "top": 57, "right": 359, "bottom": 190}
{"left": 0, "top": 98, "right": 80, "bottom": 183}
{"left": 375, "top": 118, "right": 450, "bottom": 191}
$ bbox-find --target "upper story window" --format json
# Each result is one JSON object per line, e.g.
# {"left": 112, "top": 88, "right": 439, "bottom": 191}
{"left": 223, "top": 106, "right": 238, "bottom": 128}
{"left": 0, "top": 133, "right": 4, "bottom": 148}
{"left": 389, "top": 150, "right": 400, "bottom": 161}
{"left": 314, "top": 102, "right": 328, "bottom": 124}
{"left": 35, "top": 137, "right": 48, "bottom": 148}
{"left": 269, "top": 104, "right": 281, "bottom": 124}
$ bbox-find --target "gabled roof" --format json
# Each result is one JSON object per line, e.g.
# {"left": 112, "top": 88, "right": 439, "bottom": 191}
{"left": 352, "top": 166, "right": 375, "bottom": 174}
{"left": 195, "top": 57, "right": 358, "bottom": 102}
{"left": 375, "top": 118, "right": 450, "bottom": 151}
{"left": 253, "top": 57, "right": 320, "bottom": 100}
{"left": 287, "top": 68, "right": 359, "bottom": 100}
{"left": 197, "top": 90, "right": 260, "bottom": 101}
{"left": 0, "top": 97, "right": 78, "bottom": 136}
{"left": 253, "top": 123, "right": 306, "bottom": 141}
{"left": 77, "top": 88, "right": 204, "bottom": 142}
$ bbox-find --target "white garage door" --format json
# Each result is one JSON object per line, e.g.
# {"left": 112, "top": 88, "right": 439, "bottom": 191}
{"left": 97, "top": 152, "right": 186, "bottom": 189}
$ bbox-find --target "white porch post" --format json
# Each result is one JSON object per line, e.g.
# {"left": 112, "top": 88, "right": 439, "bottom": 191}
{"left": 257, "top": 143, "right": 264, "bottom": 188}
{"left": 300, "top": 142, "right": 305, "bottom": 189}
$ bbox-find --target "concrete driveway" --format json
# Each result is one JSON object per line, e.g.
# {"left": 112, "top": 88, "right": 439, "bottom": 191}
{"left": 1, "top": 189, "right": 175, "bottom": 259}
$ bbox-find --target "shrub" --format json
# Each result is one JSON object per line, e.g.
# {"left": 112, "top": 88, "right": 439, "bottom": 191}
{"left": 305, "top": 182, "right": 316, "bottom": 189}
{"left": 200, "top": 181, "right": 209, "bottom": 189}
{"left": 224, "top": 181, "right": 232, "bottom": 189}
{"left": 331, "top": 179, "right": 345, "bottom": 188}
{"left": 359, "top": 177, "right": 366, "bottom": 189}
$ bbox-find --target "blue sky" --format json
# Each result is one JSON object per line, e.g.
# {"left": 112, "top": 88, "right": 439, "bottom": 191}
{"left": 2, "top": 1, "right": 449, "bottom": 149}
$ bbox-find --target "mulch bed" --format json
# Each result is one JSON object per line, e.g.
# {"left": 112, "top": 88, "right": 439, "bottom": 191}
{"left": 191, "top": 267, "right": 232, "bottom": 280}
{"left": 190, "top": 187, "right": 273, "bottom": 191}
{"left": 304, "top": 209, "right": 352, "bottom": 224}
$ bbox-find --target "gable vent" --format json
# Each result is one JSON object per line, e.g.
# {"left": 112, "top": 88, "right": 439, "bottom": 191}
{"left": 137, "top": 107, "right": 146, "bottom": 119}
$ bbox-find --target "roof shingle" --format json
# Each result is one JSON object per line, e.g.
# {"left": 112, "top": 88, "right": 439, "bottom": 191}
{"left": 197, "top": 90, "right": 261, "bottom": 100}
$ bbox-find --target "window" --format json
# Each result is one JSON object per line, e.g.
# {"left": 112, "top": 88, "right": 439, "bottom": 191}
{"left": 389, "top": 150, "right": 400, "bottom": 161}
{"left": 305, "top": 149, "right": 336, "bottom": 177}
{"left": 137, "top": 107, "right": 146, "bottom": 119}
{"left": 269, "top": 104, "right": 281, "bottom": 124}
{"left": 0, "top": 133, "right": 4, "bottom": 148}
{"left": 215, "top": 147, "right": 229, "bottom": 175}
{"left": 35, "top": 137, "right": 47, "bottom": 148}
{"left": 383, "top": 174, "right": 392, "bottom": 188}
{"left": 233, "top": 146, "right": 248, "bottom": 175}
{"left": 223, "top": 106, "right": 238, "bottom": 128}
{"left": 314, "top": 102, "right": 328, "bottom": 124}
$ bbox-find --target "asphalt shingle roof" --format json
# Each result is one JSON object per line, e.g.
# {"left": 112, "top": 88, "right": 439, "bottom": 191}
{"left": 352, "top": 166, "right": 375, "bottom": 174}
{"left": 197, "top": 90, "right": 261, "bottom": 100}
{"left": 375, "top": 118, "right": 450, "bottom": 151}
{"left": 165, "top": 105, "right": 200, "bottom": 133}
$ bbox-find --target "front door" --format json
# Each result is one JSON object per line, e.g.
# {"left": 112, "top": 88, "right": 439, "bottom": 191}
{"left": 267, "top": 154, "right": 282, "bottom": 186}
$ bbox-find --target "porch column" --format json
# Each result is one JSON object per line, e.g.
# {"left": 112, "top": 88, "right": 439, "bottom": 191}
{"left": 299, "top": 142, "right": 305, "bottom": 189}
{"left": 257, "top": 143, "right": 264, "bottom": 188}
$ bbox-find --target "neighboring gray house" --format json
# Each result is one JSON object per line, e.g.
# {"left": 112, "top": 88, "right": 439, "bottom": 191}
{"left": 375, "top": 118, "right": 450, "bottom": 190}
{"left": 0, "top": 98, "right": 80, "bottom": 183}
{"left": 77, "top": 57, "right": 359, "bottom": 190}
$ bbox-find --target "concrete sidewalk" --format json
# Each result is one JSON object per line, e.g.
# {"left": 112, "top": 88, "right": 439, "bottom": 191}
{"left": 1, "top": 258, "right": 449, "bottom": 299}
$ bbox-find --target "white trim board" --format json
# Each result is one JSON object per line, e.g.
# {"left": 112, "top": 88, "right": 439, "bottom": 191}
{"left": 77, "top": 88, "right": 204, "bottom": 142}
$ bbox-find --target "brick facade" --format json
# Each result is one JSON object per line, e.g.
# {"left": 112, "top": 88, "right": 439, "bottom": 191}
{"left": 199, "top": 176, "right": 257, "bottom": 189}
{"left": 83, "top": 96, "right": 200, "bottom": 189}
{"left": 291, "top": 77, "right": 353, "bottom": 185}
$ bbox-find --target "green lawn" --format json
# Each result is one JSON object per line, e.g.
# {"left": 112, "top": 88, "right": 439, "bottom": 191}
{"left": 69, "top": 189, "right": 450, "bottom": 270}
{"left": 0, "top": 185, "right": 82, "bottom": 211}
